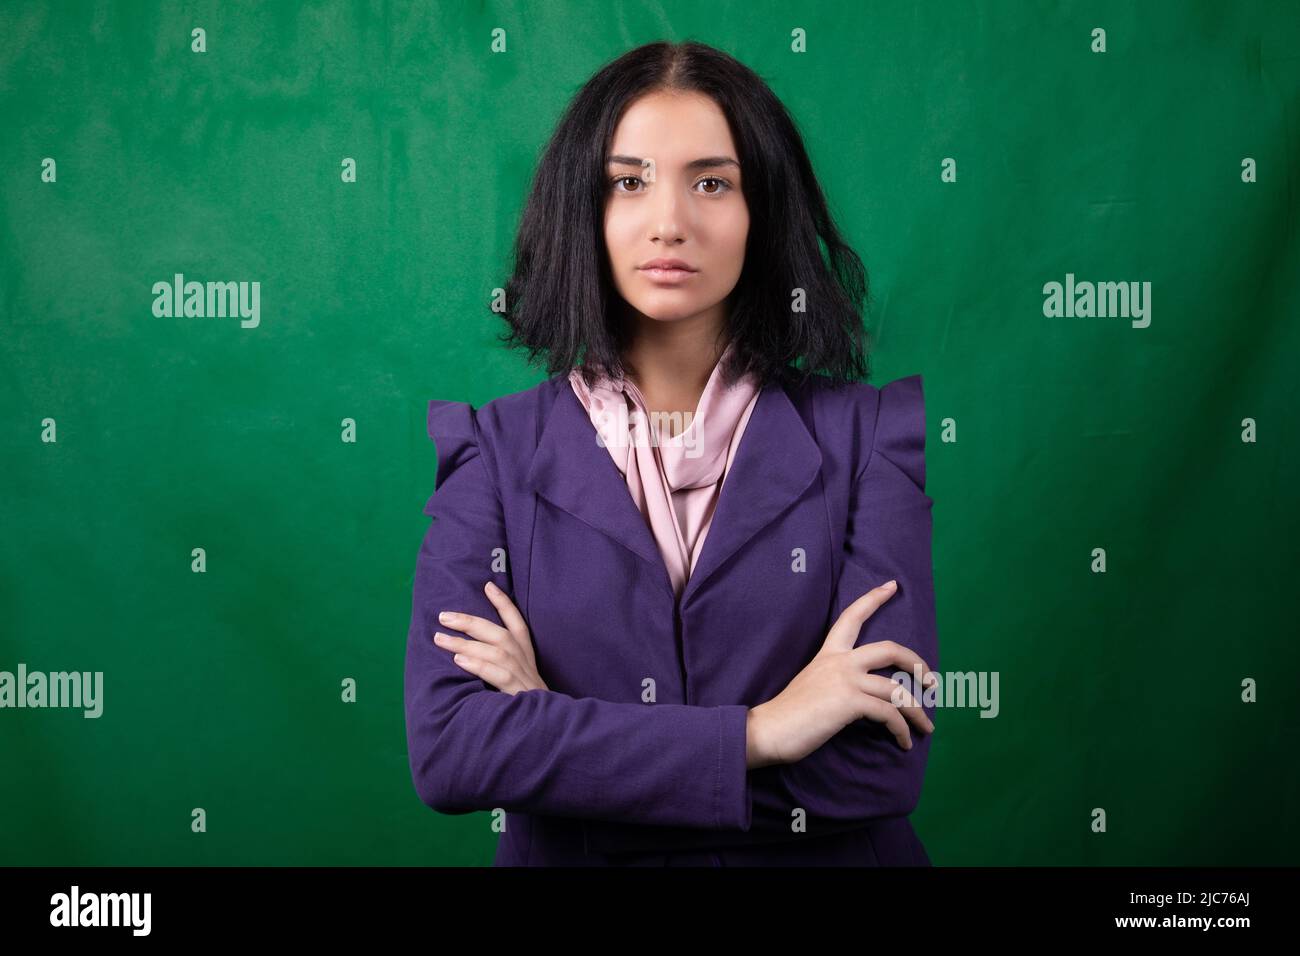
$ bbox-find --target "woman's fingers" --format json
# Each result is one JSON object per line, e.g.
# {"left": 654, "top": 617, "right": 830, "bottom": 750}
{"left": 852, "top": 640, "right": 936, "bottom": 689}
{"left": 823, "top": 580, "right": 898, "bottom": 652}
{"left": 433, "top": 631, "right": 492, "bottom": 657}
{"left": 858, "top": 693, "right": 914, "bottom": 750}
{"left": 437, "top": 610, "right": 507, "bottom": 647}
{"left": 446, "top": 648, "right": 516, "bottom": 693}
{"left": 863, "top": 674, "right": 935, "bottom": 734}
{"left": 482, "top": 581, "right": 534, "bottom": 658}
{"left": 823, "top": 581, "right": 939, "bottom": 685}
{"left": 483, "top": 580, "right": 527, "bottom": 639}
{"left": 436, "top": 632, "right": 511, "bottom": 684}
{"left": 435, "top": 588, "right": 544, "bottom": 696}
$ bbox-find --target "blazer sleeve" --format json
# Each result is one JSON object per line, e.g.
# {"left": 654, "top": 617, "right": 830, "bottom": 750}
{"left": 751, "top": 374, "right": 938, "bottom": 828}
{"left": 405, "top": 399, "right": 752, "bottom": 831}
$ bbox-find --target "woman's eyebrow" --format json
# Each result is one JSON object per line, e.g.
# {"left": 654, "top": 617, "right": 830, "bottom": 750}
{"left": 606, "top": 154, "right": 740, "bottom": 171}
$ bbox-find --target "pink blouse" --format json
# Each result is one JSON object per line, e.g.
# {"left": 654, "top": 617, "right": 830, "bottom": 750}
{"left": 568, "top": 342, "right": 761, "bottom": 599}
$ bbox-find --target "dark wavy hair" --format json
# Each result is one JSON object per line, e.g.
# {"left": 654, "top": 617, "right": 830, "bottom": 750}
{"left": 498, "top": 40, "right": 872, "bottom": 390}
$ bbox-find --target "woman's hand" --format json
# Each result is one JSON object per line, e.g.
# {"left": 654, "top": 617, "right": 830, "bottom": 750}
{"left": 433, "top": 581, "right": 549, "bottom": 695}
{"left": 746, "top": 580, "right": 937, "bottom": 769}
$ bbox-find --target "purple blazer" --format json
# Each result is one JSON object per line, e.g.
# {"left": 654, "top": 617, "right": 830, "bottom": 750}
{"left": 404, "top": 370, "right": 938, "bottom": 866}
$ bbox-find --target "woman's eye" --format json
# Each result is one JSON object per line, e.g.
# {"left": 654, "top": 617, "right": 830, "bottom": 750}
{"left": 609, "top": 175, "right": 733, "bottom": 195}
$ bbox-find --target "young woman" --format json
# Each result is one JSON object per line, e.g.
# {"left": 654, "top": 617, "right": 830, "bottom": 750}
{"left": 405, "top": 40, "right": 939, "bottom": 866}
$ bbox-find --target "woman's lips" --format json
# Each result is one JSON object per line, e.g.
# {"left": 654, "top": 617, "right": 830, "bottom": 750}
{"left": 639, "top": 266, "right": 698, "bottom": 285}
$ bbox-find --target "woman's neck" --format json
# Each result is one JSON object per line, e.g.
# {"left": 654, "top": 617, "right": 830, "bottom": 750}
{"left": 621, "top": 313, "right": 728, "bottom": 420}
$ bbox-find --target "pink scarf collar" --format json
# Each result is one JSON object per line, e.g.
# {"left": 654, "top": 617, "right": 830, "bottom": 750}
{"left": 568, "top": 342, "right": 761, "bottom": 595}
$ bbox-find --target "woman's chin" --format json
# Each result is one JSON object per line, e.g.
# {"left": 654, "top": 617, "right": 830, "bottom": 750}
{"left": 626, "top": 302, "right": 707, "bottom": 324}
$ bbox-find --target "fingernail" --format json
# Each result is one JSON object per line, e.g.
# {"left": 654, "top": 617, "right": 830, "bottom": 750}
{"left": 485, "top": 581, "right": 498, "bottom": 594}
{"left": 882, "top": 580, "right": 897, "bottom": 590}
{"left": 433, "top": 633, "right": 447, "bottom": 644}
{"left": 438, "top": 611, "right": 453, "bottom": 623}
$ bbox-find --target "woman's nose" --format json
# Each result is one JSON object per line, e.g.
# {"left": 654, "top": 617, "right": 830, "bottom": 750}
{"left": 647, "top": 178, "right": 689, "bottom": 237}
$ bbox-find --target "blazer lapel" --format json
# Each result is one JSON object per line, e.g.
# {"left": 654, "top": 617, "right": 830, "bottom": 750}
{"left": 679, "top": 379, "right": 822, "bottom": 610}
{"left": 526, "top": 380, "right": 676, "bottom": 602}
{"left": 525, "top": 376, "right": 824, "bottom": 610}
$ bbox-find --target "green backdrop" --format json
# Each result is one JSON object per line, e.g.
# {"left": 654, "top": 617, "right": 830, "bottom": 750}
{"left": 2, "top": 0, "right": 1296, "bottom": 866}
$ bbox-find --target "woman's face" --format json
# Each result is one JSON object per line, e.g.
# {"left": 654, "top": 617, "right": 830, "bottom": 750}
{"left": 603, "top": 90, "right": 749, "bottom": 329}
